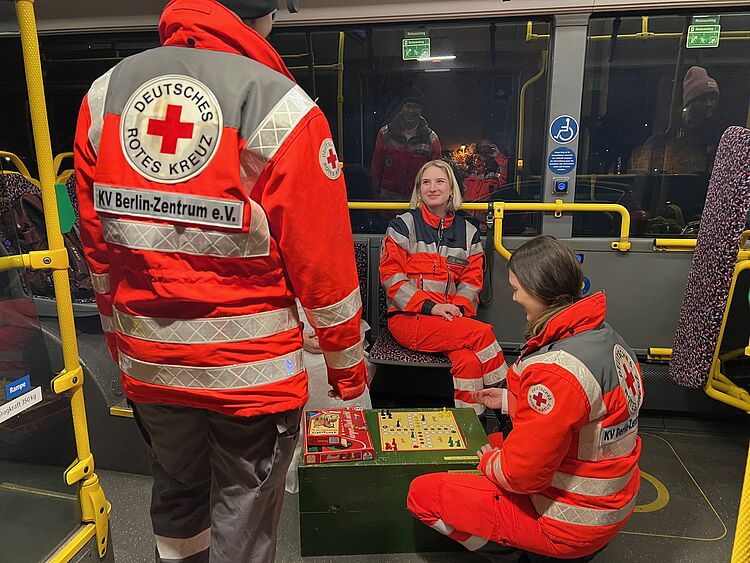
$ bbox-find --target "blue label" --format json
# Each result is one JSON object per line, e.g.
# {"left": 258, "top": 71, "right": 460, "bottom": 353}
{"left": 548, "top": 147, "right": 577, "bottom": 175}
{"left": 583, "top": 277, "right": 591, "bottom": 295}
{"left": 6, "top": 375, "right": 31, "bottom": 400}
{"left": 550, "top": 115, "right": 579, "bottom": 144}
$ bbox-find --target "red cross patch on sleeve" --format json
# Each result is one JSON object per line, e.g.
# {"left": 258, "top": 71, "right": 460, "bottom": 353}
{"left": 527, "top": 384, "right": 555, "bottom": 415}
{"left": 319, "top": 138, "right": 341, "bottom": 180}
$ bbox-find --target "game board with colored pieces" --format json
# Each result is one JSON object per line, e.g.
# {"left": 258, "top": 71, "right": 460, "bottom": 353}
{"left": 378, "top": 409, "right": 466, "bottom": 451}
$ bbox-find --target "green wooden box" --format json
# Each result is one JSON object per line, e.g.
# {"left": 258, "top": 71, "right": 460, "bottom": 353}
{"left": 298, "top": 408, "right": 488, "bottom": 556}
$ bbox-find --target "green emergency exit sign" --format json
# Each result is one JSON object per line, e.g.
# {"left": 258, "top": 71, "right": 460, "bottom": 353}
{"left": 687, "top": 16, "right": 720, "bottom": 48}
{"left": 402, "top": 38, "right": 430, "bottom": 60}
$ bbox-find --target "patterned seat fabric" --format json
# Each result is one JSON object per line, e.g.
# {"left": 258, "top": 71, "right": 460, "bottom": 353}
{"left": 353, "top": 241, "right": 368, "bottom": 320}
{"left": 368, "top": 282, "right": 451, "bottom": 367}
{"left": 670, "top": 126, "right": 750, "bottom": 388}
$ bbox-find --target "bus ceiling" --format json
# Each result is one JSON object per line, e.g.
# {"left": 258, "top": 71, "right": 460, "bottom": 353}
{"left": 1, "top": 0, "right": 750, "bottom": 35}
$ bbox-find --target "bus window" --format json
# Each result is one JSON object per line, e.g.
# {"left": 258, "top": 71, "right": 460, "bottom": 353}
{"left": 272, "top": 20, "right": 550, "bottom": 234}
{"left": 576, "top": 12, "right": 750, "bottom": 238}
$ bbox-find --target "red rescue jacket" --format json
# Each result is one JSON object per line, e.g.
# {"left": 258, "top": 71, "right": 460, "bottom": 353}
{"left": 74, "top": 0, "right": 367, "bottom": 416}
{"left": 479, "top": 293, "right": 643, "bottom": 551}
{"left": 379, "top": 206, "right": 483, "bottom": 317}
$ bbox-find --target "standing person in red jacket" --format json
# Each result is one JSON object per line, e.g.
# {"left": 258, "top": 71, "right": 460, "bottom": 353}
{"left": 74, "top": 1, "right": 367, "bottom": 561}
{"left": 463, "top": 140, "right": 509, "bottom": 204}
{"left": 407, "top": 236, "right": 643, "bottom": 561}
{"left": 379, "top": 160, "right": 507, "bottom": 415}
{"left": 371, "top": 89, "right": 442, "bottom": 200}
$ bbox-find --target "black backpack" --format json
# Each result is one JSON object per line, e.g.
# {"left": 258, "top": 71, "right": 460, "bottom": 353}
{"left": 0, "top": 173, "right": 93, "bottom": 302}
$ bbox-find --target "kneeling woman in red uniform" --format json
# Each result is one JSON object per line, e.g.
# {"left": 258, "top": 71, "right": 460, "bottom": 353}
{"left": 407, "top": 235, "right": 644, "bottom": 561}
{"left": 379, "top": 160, "right": 507, "bottom": 415}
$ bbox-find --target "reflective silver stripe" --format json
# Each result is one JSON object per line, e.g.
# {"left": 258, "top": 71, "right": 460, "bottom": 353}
{"left": 114, "top": 306, "right": 299, "bottom": 344}
{"left": 551, "top": 467, "right": 636, "bottom": 497}
{"left": 119, "top": 349, "right": 304, "bottom": 389}
{"left": 422, "top": 279, "right": 455, "bottom": 294}
{"left": 490, "top": 451, "right": 522, "bottom": 493}
{"left": 241, "top": 85, "right": 316, "bottom": 182}
{"left": 460, "top": 535, "right": 488, "bottom": 552}
{"left": 100, "top": 314, "right": 114, "bottom": 334}
{"left": 453, "top": 377, "right": 484, "bottom": 392}
{"left": 87, "top": 68, "right": 113, "bottom": 154}
{"left": 476, "top": 341, "right": 502, "bottom": 364}
{"left": 517, "top": 350, "right": 606, "bottom": 422}
{"left": 385, "top": 228, "right": 410, "bottom": 251}
{"left": 431, "top": 519, "right": 455, "bottom": 536}
{"left": 323, "top": 342, "right": 365, "bottom": 370}
{"left": 91, "top": 272, "right": 110, "bottom": 295}
{"left": 601, "top": 432, "right": 638, "bottom": 459}
{"left": 155, "top": 528, "right": 210, "bottom": 560}
{"left": 383, "top": 273, "right": 409, "bottom": 291}
{"left": 483, "top": 363, "right": 508, "bottom": 386}
{"left": 399, "top": 213, "right": 438, "bottom": 255}
{"left": 101, "top": 203, "right": 270, "bottom": 258}
{"left": 454, "top": 398, "right": 485, "bottom": 414}
{"left": 531, "top": 495, "right": 636, "bottom": 527}
{"left": 305, "top": 288, "right": 361, "bottom": 330}
{"left": 469, "top": 241, "right": 484, "bottom": 256}
{"left": 392, "top": 282, "right": 418, "bottom": 310}
{"left": 456, "top": 283, "right": 479, "bottom": 310}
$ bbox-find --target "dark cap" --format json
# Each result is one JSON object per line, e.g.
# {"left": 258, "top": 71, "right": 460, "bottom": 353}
{"left": 216, "top": 0, "right": 278, "bottom": 19}
{"left": 401, "top": 87, "right": 425, "bottom": 106}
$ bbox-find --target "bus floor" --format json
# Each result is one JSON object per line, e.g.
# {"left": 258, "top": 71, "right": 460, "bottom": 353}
{"left": 96, "top": 419, "right": 748, "bottom": 563}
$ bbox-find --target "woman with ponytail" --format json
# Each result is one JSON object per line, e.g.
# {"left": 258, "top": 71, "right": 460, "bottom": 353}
{"left": 407, "top": 235, "right": 643, "bottom": 562}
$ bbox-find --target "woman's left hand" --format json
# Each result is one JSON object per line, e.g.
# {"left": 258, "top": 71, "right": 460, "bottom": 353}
{"left": 477, "top": 443, "right": 496, "bottom": 458}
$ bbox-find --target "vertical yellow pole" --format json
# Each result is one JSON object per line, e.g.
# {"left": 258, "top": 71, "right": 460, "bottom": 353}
{"left": 15, "top": 1, "right": 109, "bottom": 557}
{"left": 732, "top": 442, "right": 750, "bottom": 562}
{"left": 15, "top": 0, "right": 90, "bottom": 468}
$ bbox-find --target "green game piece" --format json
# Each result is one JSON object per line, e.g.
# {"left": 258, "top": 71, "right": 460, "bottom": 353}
{"left": 456, "top": 440, "right": 461, "bottom": 447}
{"left": 448, "top": 437, "right": 453, "bottom": 447}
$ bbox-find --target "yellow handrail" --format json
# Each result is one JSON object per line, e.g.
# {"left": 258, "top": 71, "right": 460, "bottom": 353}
{"left": 653, "top": 238, "right": 697, "bottom": 252}
{"left": 53, "top": 151, "right": 74, "bottom": 184}
{"left": 14, "top": 0, "right": 110, "bottom": 557}
{"left": 347, "top": 200, "right": 632, "bottom": 260}
{"left": 0, "top": 150, "right": 41, "bottom": 188}
{"left": 516, "top": 51, "right": 547, "bottom": 193}
{"left": 526, "top": 17, "right": 750, "bottom": 42}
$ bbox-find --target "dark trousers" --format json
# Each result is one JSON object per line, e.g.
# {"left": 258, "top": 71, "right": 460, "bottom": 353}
{"left": 131, "top": 402, "right": 302, "bottom": 563}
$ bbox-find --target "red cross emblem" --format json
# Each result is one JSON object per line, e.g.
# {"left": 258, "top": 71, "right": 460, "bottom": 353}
{"left": 532, "top": 392, "right": 547, "bottom": 408}
{"left": 326, "top": 148, "right": 338, "bottom": 169}
{"left": 147, "top": 104, "right": 194, "bottom": 155}
{"left": 623, "top": 364, "right": 637, "bottom": 395}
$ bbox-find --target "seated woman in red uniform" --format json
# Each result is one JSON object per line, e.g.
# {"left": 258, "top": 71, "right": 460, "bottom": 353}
{"left": 379, "top": 159, "right": 507, "bottom": 415}
{"left": 407, "top": 235, "right": 644, "bottom": 562}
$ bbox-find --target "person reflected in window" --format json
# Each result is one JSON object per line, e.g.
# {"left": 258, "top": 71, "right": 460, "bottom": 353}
{"left": 629, "top": 66, "right": 723, "bottom": 229}
{"left": 371, "top": 88, "right": 442, "bottom": 200}
{"left": 463, "top": 140, "right": 509, "bottom": 204}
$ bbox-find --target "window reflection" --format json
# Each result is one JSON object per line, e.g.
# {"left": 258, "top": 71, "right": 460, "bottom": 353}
{"left": 274, "top": 20, "right": 550, "bottom": 234}
{"left": 577, "top": 14, "right": 750, "bottom": 237}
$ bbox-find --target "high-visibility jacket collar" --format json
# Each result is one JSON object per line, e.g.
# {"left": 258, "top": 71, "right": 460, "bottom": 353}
{"left": 419, "top": 203, "right": 455, "bottom": 230}
{"left": 523, "top": 292, "right": 607, "bottom": 356}
{"left": 159, "top": 0, "right": 294, "bottom": 80}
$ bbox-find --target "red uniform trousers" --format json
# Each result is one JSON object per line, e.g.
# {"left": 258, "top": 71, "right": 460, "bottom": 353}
{"left": 388, "top": 313, "right": 507, "bottom": 414}
{"left": 407, "top": 472, "right": 599, "bottom": 560}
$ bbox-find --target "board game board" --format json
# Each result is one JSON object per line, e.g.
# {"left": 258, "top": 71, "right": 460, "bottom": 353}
{"left": 378, "top": 409, "right": 466, "bottom": 451}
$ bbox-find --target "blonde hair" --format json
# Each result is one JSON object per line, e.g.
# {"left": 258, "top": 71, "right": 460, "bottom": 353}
{"left": 409, "top": 160, "right": 463, "bottom": 212}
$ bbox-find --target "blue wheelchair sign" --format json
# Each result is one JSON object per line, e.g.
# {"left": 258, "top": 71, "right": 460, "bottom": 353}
{"left": 550, "top": 115, "right": 579, "bottom": 144}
